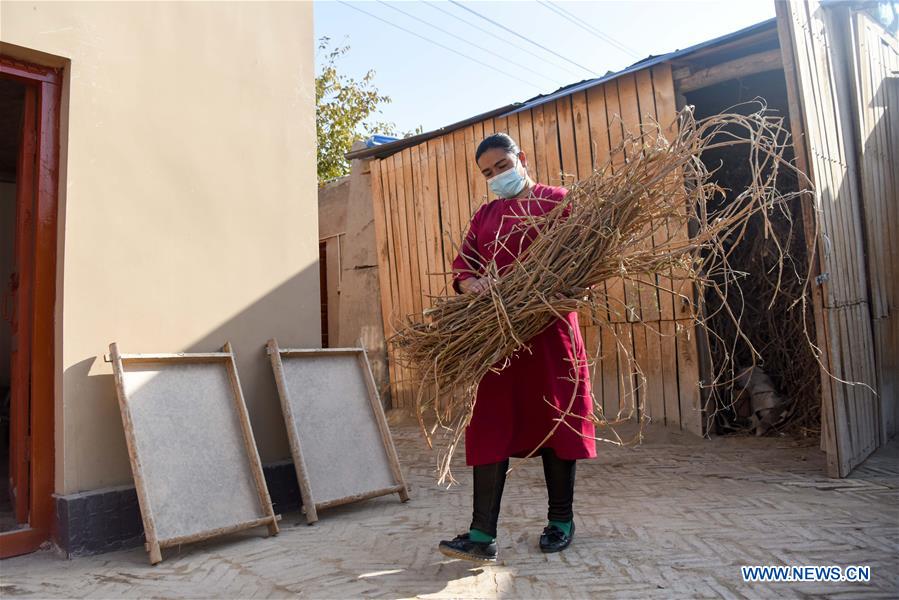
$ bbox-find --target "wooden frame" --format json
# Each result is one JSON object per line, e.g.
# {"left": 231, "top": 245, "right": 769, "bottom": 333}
{"left": 108, "top": 342, "right": 279, "bottom": 564}
{"left": 0, "top": 54, "right": 60, "bottom": 559}
{"left": 266, "top": 339, "right": 409, "bottom": 524}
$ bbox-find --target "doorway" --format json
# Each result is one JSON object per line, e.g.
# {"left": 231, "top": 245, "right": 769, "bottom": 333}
{"left": 682, "top": 68, "right": 821, "bottom": 442}
{"left": 0, "top": 54, "right": 60, "bottom": 559}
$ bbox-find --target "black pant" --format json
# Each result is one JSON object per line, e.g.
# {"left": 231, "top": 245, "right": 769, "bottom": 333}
{"left": 469, "top": 447, "right": 576, "bottom": 538}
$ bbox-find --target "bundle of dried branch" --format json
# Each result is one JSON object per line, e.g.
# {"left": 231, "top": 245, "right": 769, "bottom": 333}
{"left": 705, "top": 203, "right": 821, "bottom": 438}
{"left": 389, "top": 105, "right": 814, "bottom": 485}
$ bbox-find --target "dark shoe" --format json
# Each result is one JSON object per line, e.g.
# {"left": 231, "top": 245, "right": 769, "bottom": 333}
{"left": 438, "top": 532, "right": 497, "bottom": 563}
{"left": 539, "top": 520, "right": 575, "bottom": 553}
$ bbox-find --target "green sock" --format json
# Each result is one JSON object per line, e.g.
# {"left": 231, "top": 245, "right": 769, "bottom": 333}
{"left": 469, "top": 528, "right": 495, "bottom": 543}
{"left": 548, "top": 519, "right": 573, "bottom": 536}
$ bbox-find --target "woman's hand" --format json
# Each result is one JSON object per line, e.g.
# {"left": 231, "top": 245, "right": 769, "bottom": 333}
{"left": 460, "top": 276, "right": 491, "bottom": 295}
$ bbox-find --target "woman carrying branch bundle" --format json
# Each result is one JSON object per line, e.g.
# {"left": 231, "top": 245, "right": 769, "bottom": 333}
{"left": 437, "top": 133, "right": 596, "bottom": 563}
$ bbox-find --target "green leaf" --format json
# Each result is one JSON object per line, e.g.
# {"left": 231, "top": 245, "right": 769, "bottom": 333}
{"left": 316, "top": 37, "right": 406, "bottom": 183}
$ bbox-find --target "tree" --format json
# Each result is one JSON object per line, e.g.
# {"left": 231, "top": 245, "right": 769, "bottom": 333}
{"left": 316, "top": 37, "right": 422, "bottom": 184}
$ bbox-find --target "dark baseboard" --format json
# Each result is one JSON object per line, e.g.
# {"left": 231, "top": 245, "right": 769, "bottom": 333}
{"left": 53, "top": 485, "right": 144, "bottom": 557}
{"left": 53, "top": 460, "right": 302, "bottom": 557}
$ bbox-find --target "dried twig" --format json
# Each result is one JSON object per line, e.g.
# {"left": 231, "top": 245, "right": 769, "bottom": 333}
{"left": 389, "top": 104, "right": 816, "bottom": 486}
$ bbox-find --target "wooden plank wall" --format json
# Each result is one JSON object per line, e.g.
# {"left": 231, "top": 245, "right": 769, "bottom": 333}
{"left": 849, "top": 11, "right": 899, "bottom": 443}
{"left": 370, "top": 63, "right": 703, "bottom": 435}
{"left": 777, "top": 0, "right": 881, "bottom": 477}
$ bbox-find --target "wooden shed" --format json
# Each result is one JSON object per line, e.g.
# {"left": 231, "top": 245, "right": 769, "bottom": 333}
{"left": 346, "top": 1, "right": 897, "bottom": 478}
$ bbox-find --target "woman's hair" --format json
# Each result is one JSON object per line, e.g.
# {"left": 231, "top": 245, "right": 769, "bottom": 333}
{"left": 475, "top": 132, "right": 520, "bottom": 162}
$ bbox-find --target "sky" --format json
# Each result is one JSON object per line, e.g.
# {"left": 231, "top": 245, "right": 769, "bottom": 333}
{"left": 314, "top": 0, "right": 778, "bottom": 137}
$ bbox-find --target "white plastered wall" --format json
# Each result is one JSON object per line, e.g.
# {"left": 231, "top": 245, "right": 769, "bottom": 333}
{"left": 1, "top": 1, "right": 319, "bottom": 494}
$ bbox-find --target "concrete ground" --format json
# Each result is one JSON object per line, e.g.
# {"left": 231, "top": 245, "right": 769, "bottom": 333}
{"left": 1, "top": 420, "right": 897, "bottom": 599}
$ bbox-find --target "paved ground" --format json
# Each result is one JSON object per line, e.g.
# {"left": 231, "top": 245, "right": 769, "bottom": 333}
{"left": 2, "top": 419, "right": 897, "bottom": 599}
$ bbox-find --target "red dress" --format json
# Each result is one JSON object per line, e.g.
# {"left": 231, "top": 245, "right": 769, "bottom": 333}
{"left": 452, "top": 183, "right": 597, "bottom": 466}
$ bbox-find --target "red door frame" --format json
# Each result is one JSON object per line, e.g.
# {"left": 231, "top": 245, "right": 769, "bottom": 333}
{"left": 0, "top": 55, "right": 60, "bottom": 559}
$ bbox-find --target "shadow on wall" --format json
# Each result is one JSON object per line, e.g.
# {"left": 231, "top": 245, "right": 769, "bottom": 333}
{"left": 66, "top": 263, "right": 320, "bottom": 492}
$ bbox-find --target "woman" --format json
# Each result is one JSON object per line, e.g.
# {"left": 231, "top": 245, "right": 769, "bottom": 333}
{"left": 437, "top": 133, "right": 597, "bottom": 563}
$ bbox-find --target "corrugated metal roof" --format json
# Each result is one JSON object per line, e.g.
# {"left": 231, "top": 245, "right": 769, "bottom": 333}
{"left": 345, "top": 18, "right": 777, "bottom": 161}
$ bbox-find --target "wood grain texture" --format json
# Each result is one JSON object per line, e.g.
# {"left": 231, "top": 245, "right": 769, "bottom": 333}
{"left": 367, "top": 66, "right": 702, "bottom": 436}
{"left": 847, "top": 11, "right": 899, "bottom": 444}
{"left": 777, "top": 0, "right": 881, "bottom": 476}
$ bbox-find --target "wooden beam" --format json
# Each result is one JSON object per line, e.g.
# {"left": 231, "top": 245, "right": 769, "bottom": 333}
{"left": 675, "top": 48, "right": 783, "bottom": 93}
{"left": 671, "top": 66, "right": 691, "bottom": 80}
{"left": 672, "top": 25, "right": 779, "bottom": 64}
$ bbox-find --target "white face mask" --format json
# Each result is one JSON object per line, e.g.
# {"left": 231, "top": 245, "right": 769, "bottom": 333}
{"left": 487, "top": 156, "right": 528, "bottom": 198}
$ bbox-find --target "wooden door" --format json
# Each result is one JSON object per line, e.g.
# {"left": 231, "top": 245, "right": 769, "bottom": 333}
{"left": 845, "top": 9, "right": 899, "bottom": 447}
{"left": 8, "top": 83, "right": 37, "bottom": 529}
{"left": 776, "top": 0, "right": 881, "bottom": 477}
